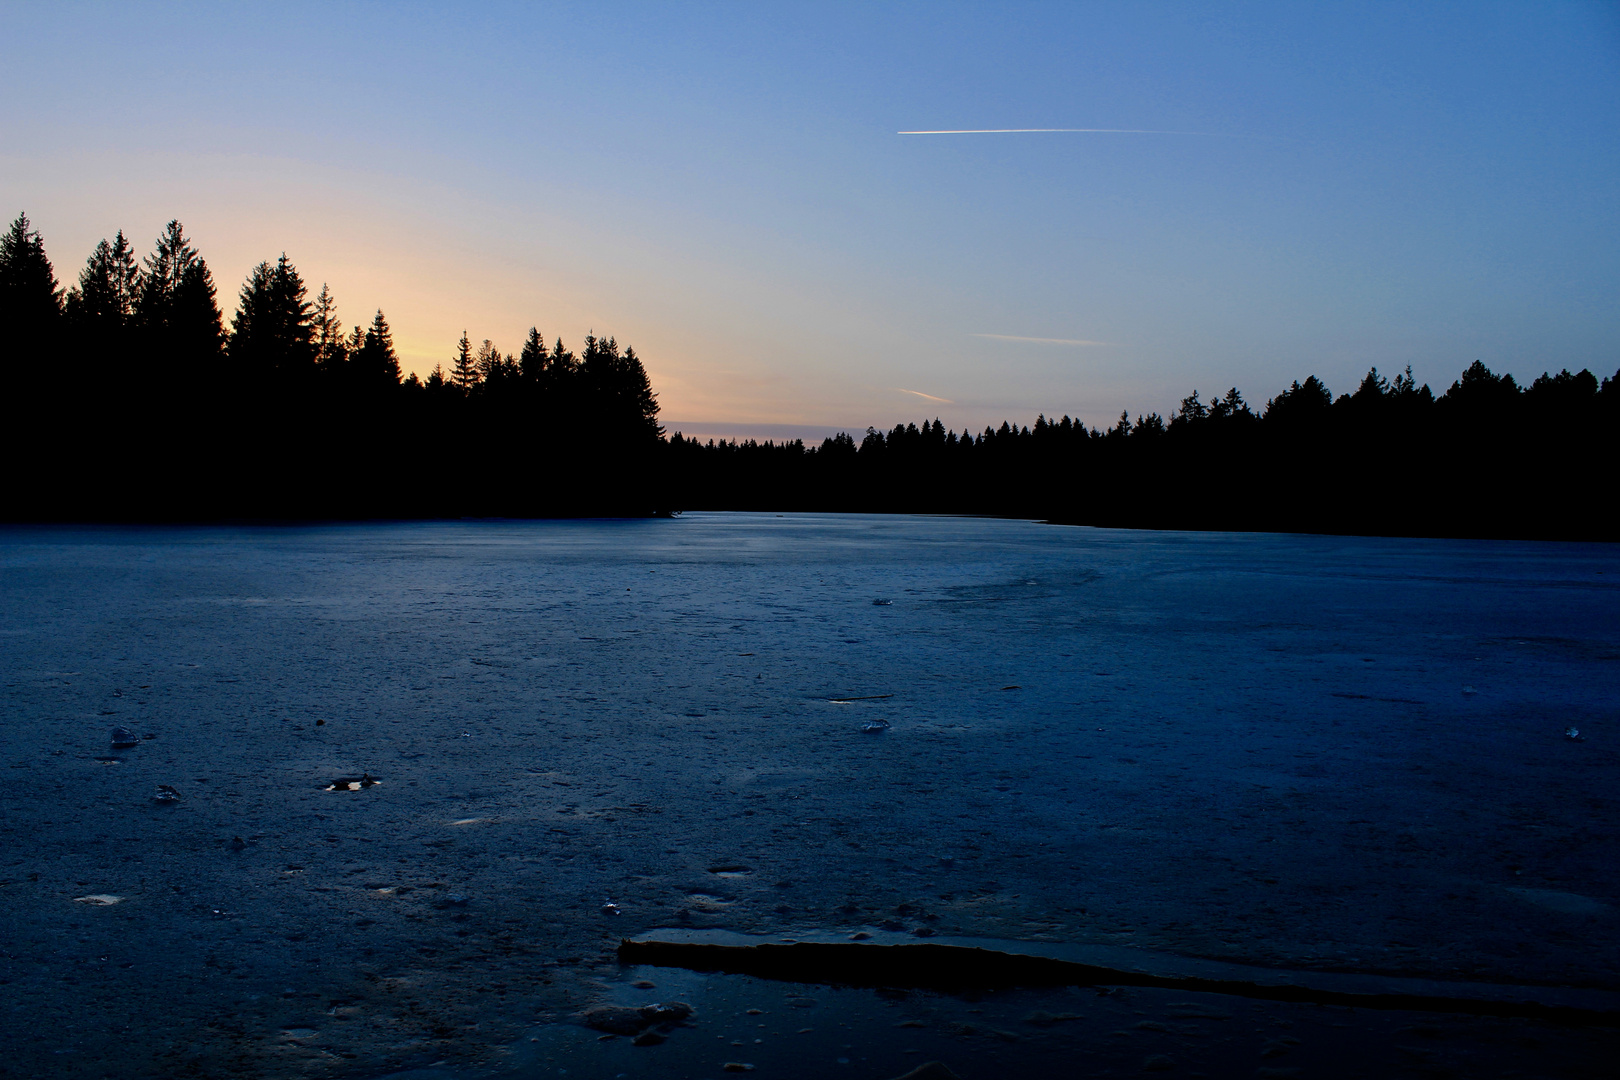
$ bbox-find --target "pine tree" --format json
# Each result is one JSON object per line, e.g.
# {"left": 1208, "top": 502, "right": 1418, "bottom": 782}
{"left": 351, "top": 310, "right": 401, "bottom": 390}
{"left": 136, "top": 222, "right": 209, "bottom": 333}
{"left": 227, "top": 262, "right": 271, "bottom": 372}
{"left": 66, "top": 231, "right": 139, "bottom": 332}
{"left": 579, "top": 333, "right": 614, "bottom": 406}
{"left": 1217, "top": 387, "right": 1251, "bottom": 419}
{"left": 518, "top": 327, "right": 548, "bottom": 381}
{"left": 451, "top": 331, "right": 477, "bottom": 392}
{"left": 0, "top": 212, "right": 63, "bottom": 388}
{"left": 133, "top": 221, "right": 223, "bottom": 383}
{"left": 474, "top": 338, "right": 501, "bottom": 381}
{"left": 1172, "top": 390, "right": 1207, "bottom": 427}
{"left": 228, "top": 253, "right": 316, "bottom": 381}
{"left": 550, "top": 337, "right": 577, "bottom": 378}
{"left": 312, "top": 284, "right": 346, "bottom": 374}
{"left": 618, "top": 345, "right": 661, "bottom": 438}
{"left": 0, "top": 212, "right": 62, "bottom": 316}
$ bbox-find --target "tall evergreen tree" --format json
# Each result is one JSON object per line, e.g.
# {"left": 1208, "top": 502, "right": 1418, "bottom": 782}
{"left": 550, "top": 337, "right": 577, "bottom": 379}
{"left": 65, "top": 231, "right": 139, "bottom": 333}
{"left": 63, "top": 232, "right": 141, "bottom": 391}
{"left": 228, "top": 254, "right": 316, "bottom": 382}
{"left": 0, "top": 212, "right": 62, "bottom": 320}
{"left": 451, "top": 331, "right": 477, "bottom": 392}
{"left": 1217, "top": 387, "right": 1252, "bottom": 419}
{"left": 474, "top": 338, "right": 502, "bottom": 381}
{"left": 312, "top": 283, "right": 347, "bottom": 375}
{"left": 351, "top": 310, "right": 401, "bottom": 390}
{"left": 345, "top": 323, "right": 366, "bottom": 363}
{"left": 1264, "top": 376, "right": 1333, "bottom": 425}
{"left": 579, "top": 334, "right": 661, "bottom": 437}
{"left": 132, "top": 220, "right": 223, "bottom": 385}
{"left": 1172, "top": 390, "right": 1207, "bottom": 427}
{"left": 518, "top": 327, "right": 548, "bottom": 382}
{"left": 617, "top": 345, "right": 661, "bottom": 438}
{"left": 0, "top": 212, "right": 63, "bottom": 391}
{"left": 1442, "top": 360, "right": 1519, "bottom": 411}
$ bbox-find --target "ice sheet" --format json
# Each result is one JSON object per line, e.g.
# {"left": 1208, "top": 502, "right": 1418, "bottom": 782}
{"left": 2, "top": 513, "right": 1616, "bottom": 1076}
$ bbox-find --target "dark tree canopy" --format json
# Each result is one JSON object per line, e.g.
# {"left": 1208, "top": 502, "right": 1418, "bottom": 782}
{"left": 351, "top": 310, "right": 402, "bottom": 390}
{"left": 664, "top": 356, "right": 1617, "bottom": 539}
{"left": 66, "top": 231, "right": 139, "bottom": 334}
{"left": 0, "top": 212, "right": 62, "bottom": 326}
{"left": 2, "top": 213, "right": 668, "bottom": 520}
{"left": 229, "top": 254, "right": 316, "bottom": 382}
{"left": 134, "top": 220, "right": 224, "bottom": 368}
{"left": 2, "top": 210, "right": 1614, "bottom": 539}
{"left": 0, "top": 212, "right": 62, "bottom": 398}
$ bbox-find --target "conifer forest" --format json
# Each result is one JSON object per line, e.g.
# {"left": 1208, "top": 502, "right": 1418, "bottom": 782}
{"left": 2, "top": 213, "right": 1615, "bottom": 539}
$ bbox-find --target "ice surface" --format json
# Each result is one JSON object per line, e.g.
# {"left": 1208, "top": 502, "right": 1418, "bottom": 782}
{"left": 2, "top": 513, "right": 1617, "bottom": 1076}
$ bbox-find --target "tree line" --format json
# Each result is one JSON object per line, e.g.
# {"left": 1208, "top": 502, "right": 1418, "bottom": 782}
{"left": 668, "top": 361, "right": 1618, "bottom": 539}
{"left": 0, "top": 213, "right": 662, "bottom": 518}
{"left": 3, "top": 211, "right": 1615, "bottom": 538}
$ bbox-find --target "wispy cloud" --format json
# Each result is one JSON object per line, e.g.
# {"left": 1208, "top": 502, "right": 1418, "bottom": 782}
{"left": 972, "top": 333, "right": 1114, "bottom": 346}
{"left": 897, "top": 128, "right": 1226, "bottom": 136}
{"left": 897, "top": 388, "right": 954, "bottom": 404}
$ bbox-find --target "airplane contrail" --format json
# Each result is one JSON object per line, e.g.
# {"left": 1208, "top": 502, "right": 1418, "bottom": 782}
{"left": 973, "top": 334, "right": 1113, "bottom": 346}
{"left": 897, "top": 388, "right": 954, "bottom": 404}
{"left": 898, "top": 128, "right": 1222, "bottom": 136}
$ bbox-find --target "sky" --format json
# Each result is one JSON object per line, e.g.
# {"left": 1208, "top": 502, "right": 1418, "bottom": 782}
{"left": 2, "top": 2, "right": 1616, "bottom": 442}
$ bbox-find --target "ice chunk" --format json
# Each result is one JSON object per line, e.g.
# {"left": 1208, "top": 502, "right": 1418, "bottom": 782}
{"left": 324, "top": 773, "right": 380, "bottom": 792}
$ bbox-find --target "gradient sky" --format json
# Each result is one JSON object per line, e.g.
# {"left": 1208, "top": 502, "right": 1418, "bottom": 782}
{"left": 3, "top": 2, "right": 1616, "bottom": 441}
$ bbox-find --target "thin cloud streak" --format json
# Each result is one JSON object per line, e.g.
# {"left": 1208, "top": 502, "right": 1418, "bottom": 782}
{"left": 897, "top": 388, "right": 954, "bottom": 404}
{"left": 897, "top": 128, "right": 1229, "bottom": 136}
{"left": 973, "top": 333, "right": 1114, "bottom": 346}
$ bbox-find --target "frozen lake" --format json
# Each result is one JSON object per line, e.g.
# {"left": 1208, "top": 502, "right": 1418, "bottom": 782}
{"left": 2, "top": 514, "right": 1617, "bottom": 1077}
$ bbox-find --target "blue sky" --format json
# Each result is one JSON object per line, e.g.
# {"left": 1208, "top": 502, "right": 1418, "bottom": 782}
{"left": 3, "top": 1, "right": 1616, "bottom": 440}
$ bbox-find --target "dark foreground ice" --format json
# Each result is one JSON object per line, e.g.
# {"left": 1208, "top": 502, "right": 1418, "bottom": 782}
{"left": 1, "top": 514, "right": 1616, "bottom": 1078}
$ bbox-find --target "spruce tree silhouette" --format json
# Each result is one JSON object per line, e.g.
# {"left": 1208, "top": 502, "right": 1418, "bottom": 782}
{"left": 66, "top": 231, "right": 139, "bottom": 336}
{"left": 65, "top": 231, "right": 140, "bottom": 391}
{"left": 135, "top": 222, "right": 224, "bottom": 388}
{"left": 451, "top": 331, "right": 477, "bottom": 393}
{"left": 352, "top": 311, "right": 401, "bottom": 391}
{"left": 229, "top": 254, "right": 316, "bottom": 386}
{"left": 0, "top": 213, "right": 62, "bottom": 404}
{"left": 312, "top": 284, "right": 347, "bottom": 378}
{"left": 518, "top": 327, "right": 549, "bottom": 383}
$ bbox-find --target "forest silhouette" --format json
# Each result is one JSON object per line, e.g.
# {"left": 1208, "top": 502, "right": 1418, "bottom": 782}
{"left": 3, "top": 212, "right": 1615, "bottom": 539}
